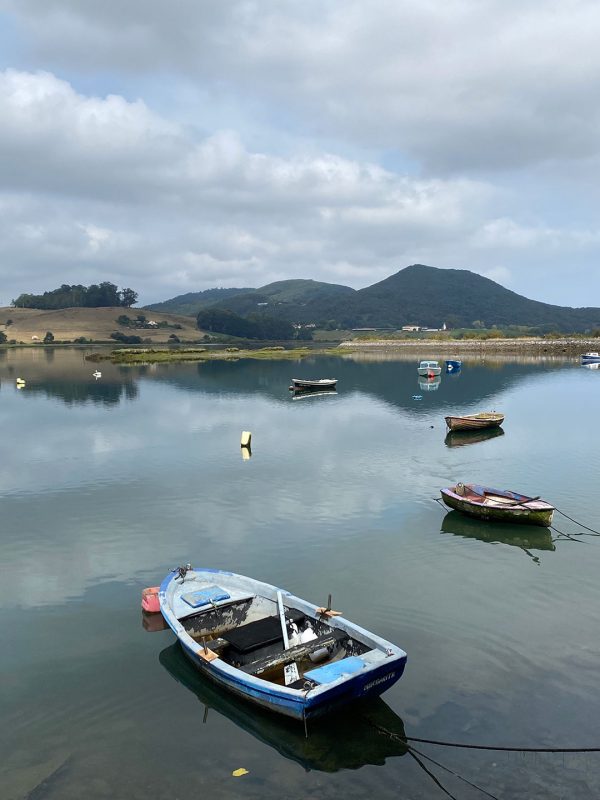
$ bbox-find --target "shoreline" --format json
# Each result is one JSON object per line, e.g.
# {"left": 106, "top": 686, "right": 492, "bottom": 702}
{"left": 338, "top": 338, "right": 597, "bottom": 355}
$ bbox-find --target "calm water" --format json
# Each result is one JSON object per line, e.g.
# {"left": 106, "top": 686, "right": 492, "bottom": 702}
{"left": 2, "top": 347, "right": 600, "bottom": 799}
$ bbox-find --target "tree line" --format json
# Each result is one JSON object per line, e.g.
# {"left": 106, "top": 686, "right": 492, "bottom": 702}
{"left": 12, "top": 282, "right": 138, "bottom": 309}
{"left": 197, "top": 308, "right": 299, "bottom": 340}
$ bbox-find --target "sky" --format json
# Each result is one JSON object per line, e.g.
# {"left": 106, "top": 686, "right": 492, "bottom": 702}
{"left": 1, "top": 0, "right": 600, "bottom": 307}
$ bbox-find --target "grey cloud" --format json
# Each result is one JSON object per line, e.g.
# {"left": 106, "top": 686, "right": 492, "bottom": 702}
{"left": 6, "top": 1, "right": 600, "bottom": 172}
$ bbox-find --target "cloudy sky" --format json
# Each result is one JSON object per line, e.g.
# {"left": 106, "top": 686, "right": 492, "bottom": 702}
{"left": 1, "top": 0, "right": 599, "bottom": 306}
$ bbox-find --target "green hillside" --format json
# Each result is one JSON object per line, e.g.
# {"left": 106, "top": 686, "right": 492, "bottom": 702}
{"left": 149, "top": 265, "right": 600, "bottom": 332}
{"left": 144, "top": 287, "right": 251, "bottom": 316}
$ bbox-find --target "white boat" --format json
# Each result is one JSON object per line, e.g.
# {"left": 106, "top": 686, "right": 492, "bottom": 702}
{"left": 92, "top": 370, "right": 102, "bottom": 379}
{"left": 417, "top": 360, "right": 441, "bottom": 376}
{"left": 290, "top": 378, "right": 337, "bottom": 391}
{"left": 157, "top": 566, "right": 407, "bottom": 720}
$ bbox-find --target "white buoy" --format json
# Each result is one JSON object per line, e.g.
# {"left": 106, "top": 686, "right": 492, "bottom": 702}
{"left": 240, "top": 431, "right": 252, "bottom": 448}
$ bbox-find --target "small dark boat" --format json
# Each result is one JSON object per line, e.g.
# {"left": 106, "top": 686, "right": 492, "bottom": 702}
{"left": 445, "top": 359, "right": 462, "bottom": 373}
{"left": 440, "top": 511, "right": 555, "bottom": 554}
{"left": 290, "top": 378, "right": 337, "bottom": 391}
{"left": 158, "top": 567, "right": 407, "bottom": 720}
{"left": 440, "top": 483, "right": 554, "bottom": 526}
{"left": 159, "top": 643, "right": 408, "bottom": 772}
{"left": 445, "top": 412, "right": 504, "bottom": 431}
{"left": 444, "top": 427, "right": 504, "bottom": 448}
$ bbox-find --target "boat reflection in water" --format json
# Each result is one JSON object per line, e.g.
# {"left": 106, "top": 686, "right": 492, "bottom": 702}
{"left": 159, "top": 644, "right": 408, "bottom": 772}
{"left": 440, "top": 511, "right": 555, "bottom": 561}
{"left": 290, "top": 387, "right": 338, "bottom": 400}
{"left": 444, "top": 427, "right": 505, "bottom": 448}
{"left": 582, "top": 362, "right": 600, "bottom": 370}
{"left": 418, "top": 376, "right": 441, "bottom": 392}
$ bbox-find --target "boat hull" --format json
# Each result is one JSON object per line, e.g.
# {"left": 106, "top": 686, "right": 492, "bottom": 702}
{"left": 445, "top": 360, "right": 462, "bottom": 373}
{"left": 581, "top": 353, "right": 600, "bottom": 364}
{"left": 440, "top": 486, "right": 554, "bottom": 527}
{"left": 291, "top": 379, "right": 337, "bottom": 391}
{"left": 445, "top": 414, "right": 504, "bottom": 431}
{"left": 159, "top": 568, "right": 407, "bottom": 721}
{"left": 417, "top": 367, "right": 441, "bottom": 376}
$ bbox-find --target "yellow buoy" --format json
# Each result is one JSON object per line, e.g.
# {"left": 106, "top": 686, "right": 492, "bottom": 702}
{"left": 240, "top": 431, "right": 252, "bottom": 448}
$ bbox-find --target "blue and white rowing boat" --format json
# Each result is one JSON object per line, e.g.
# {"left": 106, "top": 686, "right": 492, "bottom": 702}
{"left": 158, "top": 566, "right": 407, "bottom": 720}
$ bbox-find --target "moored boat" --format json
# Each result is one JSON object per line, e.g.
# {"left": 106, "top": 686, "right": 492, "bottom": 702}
{"left": 158, "top": 566, "right": 407, "bottom": 720}
{"left": 445, "top": 412, "right": 504, "bottom": 431}
{"left": 290, "top": 378, "right": 338, "bottom": 391}
{"left": 445, "top": 359, "right": 462, "bottom": 373}
{"left": 581, "top": 352, "right": 600, "bottom": 364}
{"left": 417, "top": 360, "right": 441, "bottom": 376}
{"left": 440, "top": 483, "right": 554, "bottom": 526}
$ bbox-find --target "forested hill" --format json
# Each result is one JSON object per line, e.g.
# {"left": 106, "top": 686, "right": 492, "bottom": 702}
{"left": 148, "top": 265, "right": 600, "bottom": 332}
{"left": 145, "top": 287, "right": 251, "bottom": 316}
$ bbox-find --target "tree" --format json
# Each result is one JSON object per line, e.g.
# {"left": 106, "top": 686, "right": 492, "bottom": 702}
{"left": 43, "top": 331, "right": 54, "bottom": 343}
{"left": 120, "top": 288, "right": 138, "bottom": 307}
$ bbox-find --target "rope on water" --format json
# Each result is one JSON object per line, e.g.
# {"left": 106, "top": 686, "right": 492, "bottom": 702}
{"left": 555, "top": 507, "right": 600, "bottom": 536}
{"left": 409, "top": 745, "right": 501, "bottom": 800}
{"left": 372, "top": 723, "right": 600, "bottom": 753}
{"left": 550, "top": 523, "right": 585, "bottom": 544}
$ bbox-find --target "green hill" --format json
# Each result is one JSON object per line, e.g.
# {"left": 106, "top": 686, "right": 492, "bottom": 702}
{"left": 144, "top": 287, "right": 251, "bottom": 316}
{"left": 149, "top": 265, "right": 600, "bottom": 332}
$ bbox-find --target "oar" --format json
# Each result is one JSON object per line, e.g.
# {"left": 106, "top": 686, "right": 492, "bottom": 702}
{"left": 466, "top": 485, "right": 541, "bottom": 507}
{"left": 276, "top": 590, "right": 290, "bottom": 650}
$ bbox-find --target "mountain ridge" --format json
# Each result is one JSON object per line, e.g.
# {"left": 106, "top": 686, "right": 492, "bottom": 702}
{"left": 146, "top": 265, "right": 600, "bottom": 332}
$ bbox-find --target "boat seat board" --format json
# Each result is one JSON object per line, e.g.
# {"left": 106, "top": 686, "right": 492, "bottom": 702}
{"left": 181, "top": 585, "right": 231, "bottom": 608}
{"left": 304, "top": 655, "right": 366, "bottom": 684}
{"left": 223, "top": 610, "right": 305, "bottom": 654}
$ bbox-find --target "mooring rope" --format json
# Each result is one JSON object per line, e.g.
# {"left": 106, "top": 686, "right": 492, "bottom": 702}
{"left": 555, "top": 507, "right": 600, "bottom": 536}
{"left": 409, "top": 745, "right": 501, "bottom": 800}
{"left": 372, "top": 722, "right": 600, "bottom": 753}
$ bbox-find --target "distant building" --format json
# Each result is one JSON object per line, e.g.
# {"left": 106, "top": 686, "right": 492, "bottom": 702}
{"left": 402, "top": 325, "right": 420, "bottom": 332}
{"left": 352, "top": 327, "right": 377, "bottom": 331}
{"left": 147, "top": 320, "right": 158, "bottom": 327}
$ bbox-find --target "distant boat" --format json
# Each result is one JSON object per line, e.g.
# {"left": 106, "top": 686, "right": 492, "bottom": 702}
{"left": 92, "top": 370, "right": 102, "bottom": 379}
{"left": 440, "top": 483, "right": 554, "bottom": 526}
{"left": 445, "top": 359, "right": 462, "bottom": 373}
{"left": 158, "top": 566, "right": 407, "bottom": 720}
{"left": 417, "top": 360, "right": 441, "bottom": 376}
{"left": 444, "top": 428, "right": 505, "bottom": 448}
{"left": 445, "top": 412, "right": 504, "bottom": 431}
{"left": 290, "top": 378, "right": 337, "bottom": 391}
{"left": 581, "top": 352, "right": 600, "bottom": 364}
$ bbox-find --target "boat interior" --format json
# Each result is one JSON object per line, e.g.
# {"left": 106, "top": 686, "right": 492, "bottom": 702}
{"left": 453, "top": 484, "right": 527, "bottom": 505}
{"left": 180, "top": 594, "right": 371, "bottom": 688}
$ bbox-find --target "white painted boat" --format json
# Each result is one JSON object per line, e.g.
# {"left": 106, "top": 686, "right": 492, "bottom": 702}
{"left": 290, "top": 378, "right": 338, "bottom": 390}
{"left": 417, "top": 360, "right": 441, "bottom": 376}
{"left": 158, "top": 566, "right": 407, "bottom": 720}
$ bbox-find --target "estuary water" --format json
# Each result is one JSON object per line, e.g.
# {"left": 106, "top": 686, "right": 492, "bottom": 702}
{"left": 2, "top": 347, "right": 600, "bottom": 799}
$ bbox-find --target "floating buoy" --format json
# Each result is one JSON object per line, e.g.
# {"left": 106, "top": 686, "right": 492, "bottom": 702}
{"left": 93, "top": 370, "right": 101, "bottom": 379}
{"left": 240, "top": 431, "right": 252, "bottom": 448}
{"left": 141, "top": 586, "right": 160, "bottom": 613}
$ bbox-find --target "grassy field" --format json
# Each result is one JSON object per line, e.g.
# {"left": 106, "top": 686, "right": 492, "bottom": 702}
{"left": 0, "top": 307, "right": 204, "bottom": 344}
{"left": 85, "top": 346, "right": 345, "bottom": 364}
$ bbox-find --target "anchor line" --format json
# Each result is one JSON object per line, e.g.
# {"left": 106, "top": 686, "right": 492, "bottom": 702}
{"left": 409, "top": 746, "right": 501, "bottom": 800}
{"left": 555, "top": 507, "right": 600, "bottom": 536}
